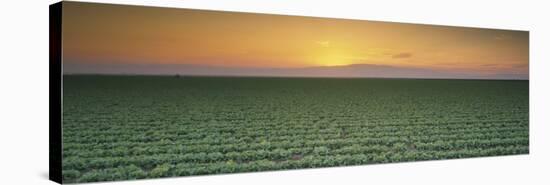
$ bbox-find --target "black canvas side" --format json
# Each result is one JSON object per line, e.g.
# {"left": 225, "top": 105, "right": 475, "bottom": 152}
{"left": 49, "top": 1, "right": 63, "bottom": 184}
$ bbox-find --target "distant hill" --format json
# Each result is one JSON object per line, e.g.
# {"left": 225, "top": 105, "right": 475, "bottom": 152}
{"left": 63, "top": 63, "right": 528, "bottom": 80}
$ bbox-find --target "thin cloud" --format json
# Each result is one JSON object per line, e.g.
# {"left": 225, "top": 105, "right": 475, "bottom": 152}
{"left": 392, "top": 52, "right": 413, "bottom": 59}
{"left": 316, "top": 41, "right": 330, "bottom": 47}
{"left": 512, "top": 63, "right": 529, "bottom": 68}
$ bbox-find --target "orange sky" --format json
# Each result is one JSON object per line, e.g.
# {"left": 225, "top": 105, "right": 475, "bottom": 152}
{"left": 62, "top": 2, "right": 529, "bottom": 77}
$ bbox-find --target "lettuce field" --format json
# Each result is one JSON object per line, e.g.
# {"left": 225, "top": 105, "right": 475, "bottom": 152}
{"left": 62, "top": 75, "right": 529, "bottom": 183}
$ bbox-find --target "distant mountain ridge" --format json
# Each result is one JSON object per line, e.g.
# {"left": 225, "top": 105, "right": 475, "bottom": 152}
{"left": 63, "top": 63, "right": 528, "bottom": 80}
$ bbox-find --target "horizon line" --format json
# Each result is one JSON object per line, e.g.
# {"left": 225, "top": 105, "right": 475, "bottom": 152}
{"left": 62, "top": 73, "right": 529, "bottom": 81}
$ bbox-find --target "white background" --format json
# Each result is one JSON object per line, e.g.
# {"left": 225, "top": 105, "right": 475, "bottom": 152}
{"left": 0, "top": 0, "right": 548, "bottom": 184}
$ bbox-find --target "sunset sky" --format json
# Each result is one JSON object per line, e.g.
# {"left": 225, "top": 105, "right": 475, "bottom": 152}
{"left": 62, "top": 2, "right": 529, "bottom": 79}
